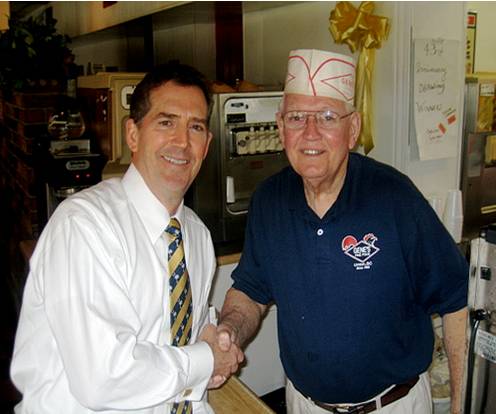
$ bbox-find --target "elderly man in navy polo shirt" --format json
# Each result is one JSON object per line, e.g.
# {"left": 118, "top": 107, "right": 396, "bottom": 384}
{"left": 216, "top": 49, "right": 468, "bottom": 414}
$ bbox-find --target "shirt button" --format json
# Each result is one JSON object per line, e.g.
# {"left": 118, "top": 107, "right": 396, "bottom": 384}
{"left": 317, "top": 228, "right": 324, "bottom": 236}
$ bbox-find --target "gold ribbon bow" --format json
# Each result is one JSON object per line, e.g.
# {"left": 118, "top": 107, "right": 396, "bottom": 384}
{"left": 329, "top": 1, "right": 390, "bottom": 154}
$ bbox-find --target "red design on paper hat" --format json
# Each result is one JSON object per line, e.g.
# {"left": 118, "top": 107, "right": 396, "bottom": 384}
{"left": 284, "top": 49, "right": 356, "bottom": 103}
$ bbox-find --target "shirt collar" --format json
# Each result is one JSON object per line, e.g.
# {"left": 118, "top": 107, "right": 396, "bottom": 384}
{"left": 287, "top": 167, "right": 306, "bottom": 212}
{"left": 287, "top": 154, "right": 358, "bottom": 221}
{"left": 122, "top": 163, "right": 185, "bottom": 244}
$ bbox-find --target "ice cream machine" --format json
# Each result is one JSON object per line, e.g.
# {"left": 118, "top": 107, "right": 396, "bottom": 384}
{"left": 186, "top": 91, "right": 288, "bottom": 245}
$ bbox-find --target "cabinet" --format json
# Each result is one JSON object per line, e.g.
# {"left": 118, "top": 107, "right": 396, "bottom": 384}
{"left": 51, "top": 1, "right": 184, "bottom": 38}
{"left": 59, "top": 2, "right": 241, "bottom": 86}
{"left": 210, "top": 258, "right": 286, "bottom": 397}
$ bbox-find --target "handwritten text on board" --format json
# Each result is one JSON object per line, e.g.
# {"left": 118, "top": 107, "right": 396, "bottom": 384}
{"left": 413, "top": 39, "right": 460, "bottom": 160}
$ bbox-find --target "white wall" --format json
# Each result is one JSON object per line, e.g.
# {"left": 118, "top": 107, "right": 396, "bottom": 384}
{"left": 408, "top": 2, "right": 466, "bottom": 207}
{"left": 368, "top": 2, "right": 407, "bottom": 173}
{"left": 243, "top": 2, "right": 357, "bottom": 87}
{"left": 468, "top": 2, "right": 496, "bottom": 72}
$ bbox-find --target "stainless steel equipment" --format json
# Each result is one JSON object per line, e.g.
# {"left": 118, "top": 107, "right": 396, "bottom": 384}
{"left": 461, "top": 75, "right": 496, "bottom": 239}
{"left": 43, "top": 138, "right": 106, "bottom": 218}
{"left": 465, "top": 225, "right": 496, "bottom": 414}
{"left": 186, "top": 91, "right": 288, "bottom": 245}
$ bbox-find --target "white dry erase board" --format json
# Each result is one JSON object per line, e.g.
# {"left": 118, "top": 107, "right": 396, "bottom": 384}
{"left": 413, "top": 38, "right": 461, "bottom": 161}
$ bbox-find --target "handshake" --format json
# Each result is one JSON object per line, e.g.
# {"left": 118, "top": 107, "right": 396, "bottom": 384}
{"left": 199, "top": 322, "right": 244, "bottom": 389}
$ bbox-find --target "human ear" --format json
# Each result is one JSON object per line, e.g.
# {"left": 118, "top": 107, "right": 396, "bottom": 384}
{"left": 348, "top": 112, "right": 362, "bottom": 150}
{"left": 125, "top": 118, "right": 139, "bottom": 153}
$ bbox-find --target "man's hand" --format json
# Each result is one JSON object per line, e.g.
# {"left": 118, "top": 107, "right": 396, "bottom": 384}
{"left": 207, "top": 375, "right": 226, "bottom": 390}
{"left": 199, "top": 324, "right": 244, "bottom": 388}
{"left": 216, "top": 322, "right": 242, "bottom": 355}
{"left": 205, "top": 288, "right": 266, "bottom": 389}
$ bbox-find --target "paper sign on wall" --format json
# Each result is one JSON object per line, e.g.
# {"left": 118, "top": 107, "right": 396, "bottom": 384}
{"left": 413, "top": 38, "right": 461, "bottom": 161}
{"left": 475, "top": 329, "right": 496, "bottom": 364}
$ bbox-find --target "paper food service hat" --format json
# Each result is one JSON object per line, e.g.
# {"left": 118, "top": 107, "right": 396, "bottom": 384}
{"left": 284, "top": 49, "right": 356, "bottom": 104}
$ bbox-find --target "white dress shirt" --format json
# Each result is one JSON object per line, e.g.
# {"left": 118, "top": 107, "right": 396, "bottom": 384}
{"left": 11, "top": 164, "right": 216, "bottom": 413}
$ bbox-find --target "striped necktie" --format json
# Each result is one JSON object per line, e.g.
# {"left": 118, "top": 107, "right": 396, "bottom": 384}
{"left": 166, "top": 218, "right": 193, "bottom": 414}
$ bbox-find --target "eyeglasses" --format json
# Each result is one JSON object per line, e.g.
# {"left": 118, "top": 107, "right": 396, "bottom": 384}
{"left": 282, "top": 110, "right": 353, "bottom": 130}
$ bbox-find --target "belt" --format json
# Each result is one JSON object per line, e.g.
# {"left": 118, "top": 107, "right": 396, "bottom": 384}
{"left": 311, "top": 376, "right": 420, "bottom": 414}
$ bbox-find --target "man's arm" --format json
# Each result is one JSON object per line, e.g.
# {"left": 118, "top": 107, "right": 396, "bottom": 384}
{"left": 217, "top": 288, "right": 268, "bottom": 351}
{"left": 442, "top": 306, "right": 468, "bottom": 414}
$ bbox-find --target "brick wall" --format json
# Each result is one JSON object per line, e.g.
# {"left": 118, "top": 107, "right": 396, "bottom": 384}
{"left": 0, "top": 91, "right": 59, "bottom": 282}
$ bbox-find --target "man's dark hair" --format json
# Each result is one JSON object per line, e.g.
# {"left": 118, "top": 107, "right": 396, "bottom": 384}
{"left": 130, "top": 62, "right": 211, "bottom": 125}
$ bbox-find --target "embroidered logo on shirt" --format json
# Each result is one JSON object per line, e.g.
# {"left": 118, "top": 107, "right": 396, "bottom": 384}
{"left": 341, "top": 233, "right": 380, "bottom": 270}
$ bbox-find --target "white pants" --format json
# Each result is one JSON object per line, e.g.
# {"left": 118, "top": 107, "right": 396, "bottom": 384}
{"left": 286, "top": 373, "right": 433, "bottom": 414}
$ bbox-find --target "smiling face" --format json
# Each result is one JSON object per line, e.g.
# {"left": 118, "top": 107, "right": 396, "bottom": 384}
{"left": 277, "top": 93, "right": 360, "bottom": 193}
{"left": 126, "top": 81, "right": 212, "bottom": 213}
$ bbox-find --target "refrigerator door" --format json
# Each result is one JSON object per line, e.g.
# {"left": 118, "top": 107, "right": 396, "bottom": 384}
{"left": 467, "top": 226, "right": 496, "bottom": 414}
{"left": 461, "top": 77, "right": 496, "bottom": 239}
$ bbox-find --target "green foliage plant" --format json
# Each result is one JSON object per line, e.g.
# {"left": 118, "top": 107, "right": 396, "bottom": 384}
{"left": 0, "top": 15, "right": 72, "bottom": 94}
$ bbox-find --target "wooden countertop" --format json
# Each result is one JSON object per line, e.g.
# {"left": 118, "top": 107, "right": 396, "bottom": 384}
{"left": 216, "top": 252, "right": 241, "bottom": 266}
{"left": 209, "top": 376, "right": 275, "bottom": 414}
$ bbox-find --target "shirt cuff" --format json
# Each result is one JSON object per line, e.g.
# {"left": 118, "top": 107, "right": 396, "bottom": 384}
{"left": 179, "top": 341, "right": 214, "bottom": 401}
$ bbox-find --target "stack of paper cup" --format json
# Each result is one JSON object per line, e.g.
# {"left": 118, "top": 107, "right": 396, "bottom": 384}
{"left": 428, "top": 195, "right": 444, "bottom": 220}
{"left": 442, "top": 189, "right": 463, "bottom": 243}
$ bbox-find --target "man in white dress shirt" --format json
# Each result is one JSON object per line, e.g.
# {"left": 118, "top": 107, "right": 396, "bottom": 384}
{"left": 11, "top": 63, "right": 242, "bottom": 413}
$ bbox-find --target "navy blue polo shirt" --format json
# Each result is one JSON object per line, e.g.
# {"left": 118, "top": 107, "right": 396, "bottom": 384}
{"left": 232, "top": 152, "right": 468, "bottom": 403}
